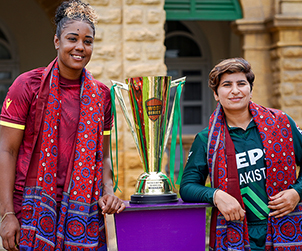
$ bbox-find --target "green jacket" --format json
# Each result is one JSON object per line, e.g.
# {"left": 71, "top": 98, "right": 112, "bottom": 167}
{"left": 180, "top": 115, "right": 302, "bottom": 250}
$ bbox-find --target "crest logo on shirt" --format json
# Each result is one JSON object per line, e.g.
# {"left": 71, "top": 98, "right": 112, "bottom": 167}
{"left": 6, "top": 98, "right": 12, "bottom": 109}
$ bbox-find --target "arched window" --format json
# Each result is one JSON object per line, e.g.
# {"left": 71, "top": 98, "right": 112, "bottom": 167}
{"left": 0, "top": 25, "right": 18, "bottom": 107}
{"left": 165, "top": 21, "right": 212, "bottom": 135}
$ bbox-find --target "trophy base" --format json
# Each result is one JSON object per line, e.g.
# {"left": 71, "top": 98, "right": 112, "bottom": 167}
{"left": 130, "top": 193, "right": 178, "bottom": 204}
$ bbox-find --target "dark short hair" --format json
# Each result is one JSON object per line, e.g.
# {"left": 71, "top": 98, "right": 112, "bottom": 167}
{"left": 208, "top": 58, "right": 255, "bottom": 94}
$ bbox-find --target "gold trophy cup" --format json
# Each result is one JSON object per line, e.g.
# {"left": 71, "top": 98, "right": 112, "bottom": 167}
{"left": 111, "top": 76, "right": 185, "bottom": 204}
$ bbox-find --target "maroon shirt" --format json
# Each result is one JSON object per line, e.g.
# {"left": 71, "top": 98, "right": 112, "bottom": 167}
{"left": 0, "top": 67, "right": 112, "bottom": 218}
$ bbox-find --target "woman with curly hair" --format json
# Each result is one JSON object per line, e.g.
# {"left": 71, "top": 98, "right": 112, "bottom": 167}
{"left": 0, "top": 1, "right": 125, "bottom": 250}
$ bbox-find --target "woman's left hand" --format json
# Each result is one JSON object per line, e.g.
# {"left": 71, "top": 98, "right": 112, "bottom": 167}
{"left": 98, "top": 194, "right": 126, "bottom": 215}
{"left": 268, "top": 189, "right": 300, "bottom": 218}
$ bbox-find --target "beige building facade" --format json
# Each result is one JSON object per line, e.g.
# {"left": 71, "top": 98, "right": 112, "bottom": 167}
{"left": 0, "top": 0, "right": 302, "bottom": 200}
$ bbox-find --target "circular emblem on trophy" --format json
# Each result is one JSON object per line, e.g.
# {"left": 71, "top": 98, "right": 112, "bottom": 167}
{"left": 145, "top": 98, "right": 162, "bottom": 122}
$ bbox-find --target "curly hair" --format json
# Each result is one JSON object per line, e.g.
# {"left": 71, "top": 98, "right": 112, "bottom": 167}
{"left": 54, "top": 0, "right": 98, "bottom": 38}
{"left": 208, "top": 58, "right": 255, "bottom": 94}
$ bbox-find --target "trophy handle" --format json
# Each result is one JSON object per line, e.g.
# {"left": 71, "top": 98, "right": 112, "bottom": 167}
{"left": 170, "top": 76, "right": 186, "bottom": 88}
{"left": 110, "top": 80, "right": 143, "bottom": 163}
{"left": 163, "top": 77, "right": 186, "bottom": 153}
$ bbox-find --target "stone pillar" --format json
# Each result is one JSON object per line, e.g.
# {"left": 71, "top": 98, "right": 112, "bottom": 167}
{"left": 87, "top": 0, "right": 123, "bottom": 85}
{"left": 86, "top": 0, "right": 126, "bottom": 198}
{"left": 87, "top": 0, "right": 167, "bottom": 200}
{"left": 120, "top": 0, "right": 167, "bottom": 200}
{"left": 234, "top": 0, "right": 302, "bottom": 126}
{"left": 233, "top": 20, "right": 272, "bottom": 107}
{"left": 267, "top": 0, "right": 302, "bottom": 125}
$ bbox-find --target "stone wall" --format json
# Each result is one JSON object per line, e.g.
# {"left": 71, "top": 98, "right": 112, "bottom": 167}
{"left": 271, "top": 47, "right": 302, "bottom": 126}
{"left": 235, "top": 0, "right": 302, "bottom": 126}
{"left": 87, "top": 0, "right": 167, "bottom": 200}
{"left": 268, "top": 1, "right": 302, "bottom": 125}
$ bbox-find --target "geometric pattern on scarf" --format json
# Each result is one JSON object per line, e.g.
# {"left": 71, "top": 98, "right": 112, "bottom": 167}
{"left": 208, "top": 101, "right": 302, "bottom": 251}
{"left": 19, "top": 60, "right": 106, "bottom": 250}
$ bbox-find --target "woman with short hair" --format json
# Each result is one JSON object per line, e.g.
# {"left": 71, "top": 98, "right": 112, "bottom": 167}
{"left": 180, "top": 58, "right": 302, "bottom": 250}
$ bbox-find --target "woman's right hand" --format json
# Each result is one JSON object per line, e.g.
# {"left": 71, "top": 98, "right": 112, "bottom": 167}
{"left": 0, "top": 125, "right": 24, "bottom": 250}
{"left": 214, "top": 190, "right": 246, "bottom": 221}
{"left": 0, "top": 214, "right": 20, "bottom": 251}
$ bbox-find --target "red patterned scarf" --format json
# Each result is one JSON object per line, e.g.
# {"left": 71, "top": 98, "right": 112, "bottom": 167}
{"left": 208, "top": 101, "right": 302, "bottom": 250}
{"left": 19, "top": 59, "right": 106, "bottom": 250}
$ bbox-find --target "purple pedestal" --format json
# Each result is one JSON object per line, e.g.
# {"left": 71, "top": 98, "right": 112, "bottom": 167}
{"left": 105, "top": 199, "right": 210, "bottom": 251}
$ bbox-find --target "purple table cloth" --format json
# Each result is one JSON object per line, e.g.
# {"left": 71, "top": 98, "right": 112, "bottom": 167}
{"left": 105, "top": 199, "right": 210, "bottom": 251}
